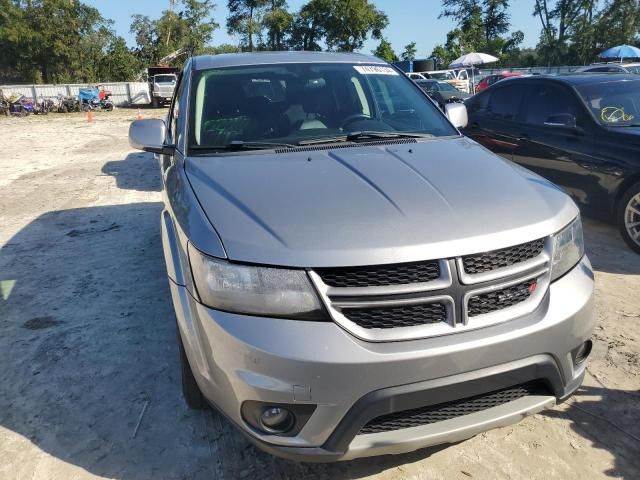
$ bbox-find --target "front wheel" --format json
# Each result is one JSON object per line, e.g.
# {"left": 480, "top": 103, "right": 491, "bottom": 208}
{"left": 617, "top": 181, "right": 640, "bottom": 254}
{"left": 177, "top": 327, "right": 207, "bottom": 409}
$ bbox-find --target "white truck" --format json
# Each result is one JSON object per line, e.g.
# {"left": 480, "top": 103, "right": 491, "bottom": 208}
{"left": 148, "top": 66, "right": 179, "bottom": 108}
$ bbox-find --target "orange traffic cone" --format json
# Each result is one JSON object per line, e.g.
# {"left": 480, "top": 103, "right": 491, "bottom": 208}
{"left": 87, "top": 110, "right": 94, "bottom": 123}
{"left": 136, "top": 108, "right": 143, "bottom": 120}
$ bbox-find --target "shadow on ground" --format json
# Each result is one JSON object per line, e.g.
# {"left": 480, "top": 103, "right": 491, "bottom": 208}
{"left": 542, "top": 384, "right": 640, "bottom": 478}
{"left": 101, "top": 152, "right": 162, "bottom": 192}
{"left": 0, "top": 201, "right": 456, "bottom": 480}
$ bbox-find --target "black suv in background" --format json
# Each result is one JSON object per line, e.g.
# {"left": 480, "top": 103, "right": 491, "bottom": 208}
{"left": 463, "top": 74, "right": 640, "bottom": 253}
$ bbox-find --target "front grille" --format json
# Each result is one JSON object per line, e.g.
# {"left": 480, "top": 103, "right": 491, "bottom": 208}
{"left": 467, "top": 279, "right": 537, "bottom": 317}
{"left": 360, "top": 381, "right": 548, "bottom": 434}
{"left": 316, "top": 261, "right": 440, "bottom": 288}
{"left": 462, "top": 238, "right": 545, "bottom": 275}
{"left": 342, "top": 302, "right": 447, "bottom": 329}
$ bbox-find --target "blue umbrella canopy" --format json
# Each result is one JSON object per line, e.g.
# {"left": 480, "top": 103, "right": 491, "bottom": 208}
{"left": 599, "top": 44, "right": 640, "bottom": 59}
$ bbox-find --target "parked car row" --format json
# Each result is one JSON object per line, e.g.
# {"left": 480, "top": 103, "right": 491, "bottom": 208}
{"left": 406, "top": 66, "right": 640, "bottom": 253}
{"left": 463, "top": 73, "right": 640, "bottom": 253}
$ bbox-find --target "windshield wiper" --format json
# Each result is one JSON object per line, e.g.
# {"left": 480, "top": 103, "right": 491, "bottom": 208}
{"left": 190, "top": 141, "right": 297, "bottom": 152}
{"left": 297, "top": 131, "right": 433, "bottom": 146}
{"left": 606, "top": 123, "right": 640, "bottom": 127}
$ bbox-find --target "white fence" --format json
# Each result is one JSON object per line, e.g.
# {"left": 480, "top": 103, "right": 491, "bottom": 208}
{"left": 0, "top": 82, "right": 151, "bottom": 106}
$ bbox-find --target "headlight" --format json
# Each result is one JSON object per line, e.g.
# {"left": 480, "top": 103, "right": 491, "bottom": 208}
{"left": 188, "top": 245, "right": 327, "bottom": 320}
{"left": 551, "top": 216, "right": 585, "bottom": 281}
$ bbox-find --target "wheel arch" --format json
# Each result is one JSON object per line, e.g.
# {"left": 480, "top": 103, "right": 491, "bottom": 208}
{"left": 614, "top": 172, "right": 640, "bottom": 213}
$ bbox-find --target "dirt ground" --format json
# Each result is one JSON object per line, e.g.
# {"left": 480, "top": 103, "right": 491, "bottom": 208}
{"left": 0, "top": 109, "right": 639, "bottom": 480}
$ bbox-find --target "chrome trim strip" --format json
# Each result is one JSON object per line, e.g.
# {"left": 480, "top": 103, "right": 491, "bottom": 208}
{"left": 319, "top": 260, "right": 452, "bottom": 297}
{"left": 328, "top": 297, "right": 457, "bottom": 343}
{"left": 457, "top": 237, "right": 552, "bottom": 285}
{"left": 331, "top": 295, "right": 452, "bottom": 309}
{"left": 309, "top": 269, "right": 458, "bottom": 342}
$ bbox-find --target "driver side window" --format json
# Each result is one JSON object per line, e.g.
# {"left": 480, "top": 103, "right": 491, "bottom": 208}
{"left": 522, "top": 84, "right": 581, "bottom": 127}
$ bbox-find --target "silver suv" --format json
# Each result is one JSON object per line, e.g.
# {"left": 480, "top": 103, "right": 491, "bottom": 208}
{"left": 129, "top": 52, "right": 594, "bottom": 462}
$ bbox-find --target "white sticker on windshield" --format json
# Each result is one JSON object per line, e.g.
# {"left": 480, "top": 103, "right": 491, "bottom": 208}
{"left": 354, "top": 65, "right": 398, "bottom": 76}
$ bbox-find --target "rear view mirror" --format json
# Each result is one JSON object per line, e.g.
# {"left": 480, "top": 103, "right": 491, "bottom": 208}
{"left": 544, "top": 114, "right": 577, "bottom": 129}
{"left": 129, "top": 119, "right": 174, "bottom": 154}
{"left": 445, "top": 102, "right": 468, "bottom": 128}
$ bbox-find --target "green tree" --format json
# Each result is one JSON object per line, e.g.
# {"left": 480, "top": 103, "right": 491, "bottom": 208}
{"left": 182, "top": 0, "right": 219, "bottom": 56}
{"left": 324, "top": 0, "right": 388, "bottom": 51}
{"left": 290, "top": 0, "right": 387, "bottom": 52}
{"left": 129, "top": 1, "right": 219, "bottom": 68}
{"left": 227, "top": 0, "right": 269, "bottom": 51}
{"left": 130, "top": 15, "right": 156, "bottom": 65}
{"left": 289, "top": 0, "right": 332, "bottom": 51}
{"left": 532, "top": 0, "right": 597, "bottom": 65}
{"left": 262, "top": 0, "right": 293, "bottom": 50}
{"left": 0, "top": 0, "right": 31, "bottom": 82}
{"left": 99, "top": 36, "right": 142, "bottom": 81}
{"left": 0, "top": 0, "right": 118, "bottom": 83}
{"left": 372, "top": 38, "right": 398, "bottom": 62}
{"left": 400, "top": 41, "right": 417, "bottom": 61}
{"left": 202, "top": 43, "right": 243, "bottom": 54}
{"left": 594, "top": 0, "right": 640, "bottom": 50}
{"left": 430, "top": 29, "right": 465, "bottom": 67}
{"left": 440, "top": 0, "right": 513, "bottom": 55}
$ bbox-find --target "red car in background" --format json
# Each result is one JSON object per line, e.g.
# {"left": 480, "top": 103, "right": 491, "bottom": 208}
{"left": 475, "top": 72, "right": 524, "bottom": 93}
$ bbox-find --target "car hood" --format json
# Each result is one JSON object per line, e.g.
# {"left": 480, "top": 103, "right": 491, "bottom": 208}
{"left": 185, "top": 137, "right": 578, "bottom": 267}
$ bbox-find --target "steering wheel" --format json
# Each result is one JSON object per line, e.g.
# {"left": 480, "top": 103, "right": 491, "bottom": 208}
{"left": 340, "top": 113, "right": 372, "bottom": 129}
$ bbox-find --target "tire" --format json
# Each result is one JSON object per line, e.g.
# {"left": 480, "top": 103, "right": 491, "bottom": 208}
{"left": 617, "top": 181, "right": 640, "bottom": 254}
{"left": 177, "top": 327, "right": 207, "bottom": 409}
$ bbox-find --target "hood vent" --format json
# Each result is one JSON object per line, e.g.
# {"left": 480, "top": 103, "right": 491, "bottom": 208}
{"left": 275, "top": 138, "right": 417, "bottom": 154}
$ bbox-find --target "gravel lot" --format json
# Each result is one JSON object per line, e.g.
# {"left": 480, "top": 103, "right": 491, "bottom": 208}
{"left": 0, "top": 109, "right": 639, "bottom": 480}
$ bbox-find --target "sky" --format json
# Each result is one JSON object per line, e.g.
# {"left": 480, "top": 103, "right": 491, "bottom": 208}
{"left": 85, "top": 0, "right": 542, "bottom": 56}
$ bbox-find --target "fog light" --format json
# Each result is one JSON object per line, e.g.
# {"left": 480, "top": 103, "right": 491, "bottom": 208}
{"left": 574, "top": 340, "right": 593, "bottom": 365}
{"left": 241, "top": 401, "right": 316, "bottom": 437}
{"left": 260, "top": 407, "right": 294, "bottom": 433}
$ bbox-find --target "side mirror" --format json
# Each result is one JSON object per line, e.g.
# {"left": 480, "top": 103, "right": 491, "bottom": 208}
{"left": 544, "top": 113, "right": 577, "bottom": 129}
{"left": 129, "top": 119, "right": 175, "bottom": 154}
{"left": 445, "top": 102, "right": 468, "bottom": 128}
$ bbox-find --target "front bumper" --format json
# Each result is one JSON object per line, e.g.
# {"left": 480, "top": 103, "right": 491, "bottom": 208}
{"left": 171, "top": 256, "right": 594, "bottom": 461}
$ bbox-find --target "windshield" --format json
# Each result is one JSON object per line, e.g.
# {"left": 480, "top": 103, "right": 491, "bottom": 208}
{"left": 437, "top": 82, "right": 459, "bottom": 92}
{"left": 155, "top": 75, "right": 176, "bottom": 84}
{"left": 189, "top": 63, "right": 457, "bottom": 149}
{"left": 625, "top": 65, "right": 640, "bottom": 74}
{"left": 576, "top": 79, "right": 640, "bottom": 126}
{"left": 417, "top": 81, "right": 438, "bottom": 95}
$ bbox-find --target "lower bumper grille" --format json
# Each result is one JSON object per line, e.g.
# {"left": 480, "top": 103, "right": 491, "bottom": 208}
{"left": 359, "top": 381, "right": 548, "bottom": 434}
{"left": 467, "top": 279, "right": 537, "bottom": 317}
{"left": 342, "top": 302, "right": 447, "bottom": 329}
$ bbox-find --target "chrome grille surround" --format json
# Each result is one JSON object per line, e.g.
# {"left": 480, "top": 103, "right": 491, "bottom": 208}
{"left": 309, "top": 238, "right": 553, "bottom": 342}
